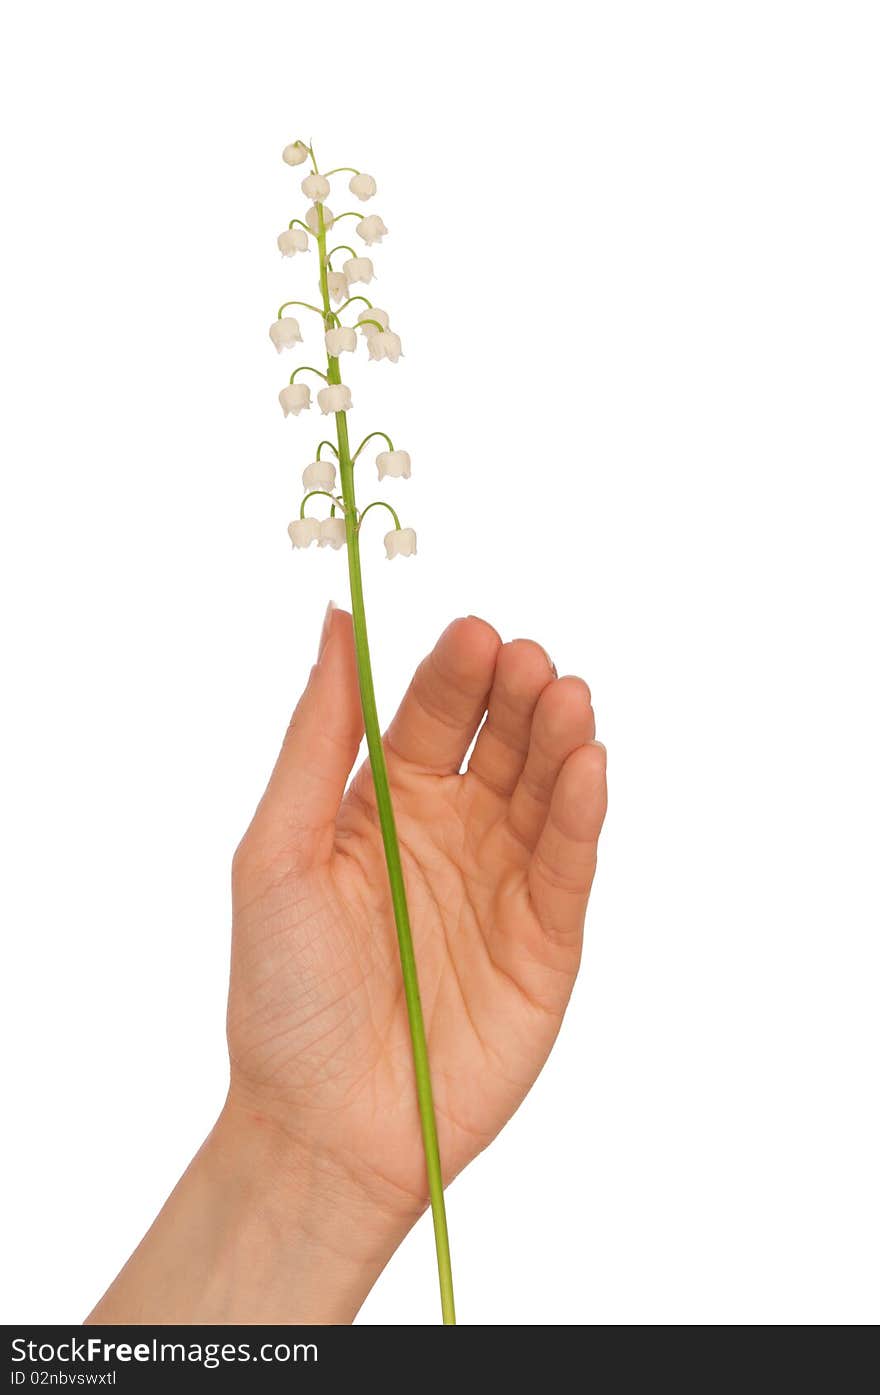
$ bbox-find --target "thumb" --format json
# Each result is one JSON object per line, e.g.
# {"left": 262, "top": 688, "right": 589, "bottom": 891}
{"left": 248, "top": 603, "right": 364, "bottom": 868}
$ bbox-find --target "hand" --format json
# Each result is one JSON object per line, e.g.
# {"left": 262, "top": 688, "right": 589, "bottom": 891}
{"left": 228, "top": 610, "right": 606, "bottom": 1211}
{"left": 88, "top": 609, "right": 606, "bottom": 1325}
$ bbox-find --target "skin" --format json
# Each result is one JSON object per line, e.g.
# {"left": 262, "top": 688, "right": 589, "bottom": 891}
{"left": 88, "top": 610, "right": 607, "bottom": 1324}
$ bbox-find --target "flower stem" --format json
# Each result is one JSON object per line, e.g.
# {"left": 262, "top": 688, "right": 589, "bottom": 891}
{"left": 314, "top": 198, "right": 456, "bottom": 1326}
{"left": 352, "top": 430, "right": 394, "bottom": 463}
{"left": 334, "top": 295, "right": 373, "bottom": 317}
{"left": 358, "top": 499, "right": 401, "bottom": 533}
{"left": 289, "top": 365, "right": 328, "bottom": 384}
{"left": 278, "top": 299, "right": 333, "bottom": 321}
{"left": 301, "top": 489, "right": 342, "bottom": 519}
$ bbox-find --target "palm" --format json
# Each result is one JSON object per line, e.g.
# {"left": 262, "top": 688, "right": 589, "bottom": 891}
{"left": 228, "top": 615, "right": 605, "bottom": 1211}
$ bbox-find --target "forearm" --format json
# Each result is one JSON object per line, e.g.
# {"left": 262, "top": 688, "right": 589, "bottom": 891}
{"left": 86, "top": 1099, "right": 415, "bottom": 1325}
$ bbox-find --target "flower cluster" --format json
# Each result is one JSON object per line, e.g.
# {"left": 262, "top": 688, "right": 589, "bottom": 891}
{"left": 273, "top": 141, "right": 416, "bottom": 561}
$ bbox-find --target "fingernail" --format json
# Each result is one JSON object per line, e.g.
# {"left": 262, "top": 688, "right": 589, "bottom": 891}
{"left": 512, "top": 639, "right": 557, "bottom": 677}
{"left": 318, "top": 601, "right": 336, "bottom": 660}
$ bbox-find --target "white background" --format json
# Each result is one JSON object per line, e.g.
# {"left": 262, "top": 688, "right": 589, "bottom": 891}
{"left": 1, "top": 1, "right": 878, "bottom": 1325}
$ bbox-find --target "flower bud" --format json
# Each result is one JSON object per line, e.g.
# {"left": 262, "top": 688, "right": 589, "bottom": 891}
{"left": 385, "top": 527, "right": 417, "bottom": 559}
{"left": 367, "top": 329, "right": 403, "bottom": 363}
{"left": 277, "top": 227, "right": 309, "bottom": 256}
{"left": 302, "top": 459, "right": 337, "bottom": 492}
{"left": 269, "top": 317, "right": 303, "bottom": 353}
{"left": 317, "top": 384, "right": 352, "bottom": 414}
{"left": 282, "top": 141, "right": 309, "bottom": 166}
{"left": 302, "top": 173, "right": 331, "bottom": 201}
{"left": 305, "top": 204, "right": 334, "bottom": 233}
{"left": 288, "top": 517, "right": 320, "bottom": 547}
{"left": 357, "top": 307, "right": 390, "bottom": 337}
{"left": 324, "top": 326, "right": 357, "bottom": 356}
{"left": 327, "top": 271, "right": 349, "bottom": 303}
{"left": 349, "top": 172, "right": 377, "bottom": 201}
{"left": 279, "top": 383, "right": 311, "bottom": 416}
{"left": 377, "top": 450, "right": 411, "bottom": 480}
{"left": 318, "top": 517, "right": 347, "bottom": 549}
{"left": 343, "top": 256, "right": 374, "bottom": 286}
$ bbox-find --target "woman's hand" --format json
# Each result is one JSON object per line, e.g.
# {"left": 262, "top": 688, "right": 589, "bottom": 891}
{"left": 89, "top": 609, "right": 606, "bottom": 1324}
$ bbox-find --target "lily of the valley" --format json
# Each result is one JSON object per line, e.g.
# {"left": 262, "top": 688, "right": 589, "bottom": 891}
{"left": 282, "top": 141, "right": 309, "bottom": 166}
{"left": 287, "top": 515, "right": 346, "bottom": 549}
{"left": 305, "top": 204, "right": 334, "bottom": 233}
{"left": 274, "top": 142, "right": 455, "bottom": 1328}
{"left": 368, "top": 329, "right": 403, "bottom": 363}
{"left": 324, "top": 325, "right": 357, "bottom": 356}
{"left": 269, "top": 317, "right": 303, "bottom": 352}
{"left": 356, "top": 214, "right": 388, "bottom": 246}
{"left": 277, "top": 227, "right": 309, "bottom": 256}
{"left": 357, "top": 306, "right": 390, "bottom": 336}
{"left": 343, "top": 255, "right": 374, "bottom": 285}
{"left": 318, "top": 517, "right": 346, "bottom": 549}
{"left": 349, "top": 172, "right": 377, "bottom": 200}
{"left": 302, "top": 459, "right": 337, "bottom": 491}
{"left": 385, "top": 526, "right": 417, "bottom": 559}
{"left": 302, "top": 173, "right": 331, "bottom": 201}
{"left": 279, "top": 383, "right": 311, "bottom": 416}
{"left": 327, "top": 271, "right": 349, "bottom": 303}
{"left": 288, "top": 517, "right": 319, "bottom": 547}
{"left": 377, "top": 449, "right": 411, "bottom": 479}
{"left": 317, "top": 383, "right": 352, "bottom": 414}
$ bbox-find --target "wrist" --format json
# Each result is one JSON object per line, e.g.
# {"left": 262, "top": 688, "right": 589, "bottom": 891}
{"left": 210, "top": 1092, "right": 419, "bottom": 1322}
{"left": 88, "top": 1095, "right": 418, "bottom": 1325}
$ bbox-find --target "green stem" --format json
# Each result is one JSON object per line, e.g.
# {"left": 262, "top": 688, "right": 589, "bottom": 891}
{"left": 315, "top": 197, "right": 456, "bottom": 1326}
{"left": 278, "top": 299, "right": 330, "bottom": 320}
{"left": 353, "top": 430, "right": 394, "bottom": 463}
{"left": 300, "top": 489, "right": 342, "bottom": 519}
{"left": 358, "top": 499, "right": 401, "bottom": 533}
{"left": 334, "top": 295, "right": 373, "bottom": 317}
{"left": 289, "top": 365, "right": 328, "bottom": 384}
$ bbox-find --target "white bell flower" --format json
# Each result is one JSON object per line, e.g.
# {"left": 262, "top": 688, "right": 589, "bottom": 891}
{"left": 317, "top": 383, "right": 352, "bottom": 414}
{"left": 279, "top": 383, "right": 311, "bottom": 416}
{"left": 385, "top": 527, "right": 417, "bottom": 559}
{"left": 282, "top": 141, "right": 309, "bottom": 166}
{"left": 277, "top": 227, "right": 309, "bottom": 256}
{"left": 324, "top": 325, "right": 357, "bottom": 356}
{"left": 357, "top": 306, "right": 390, "bottom": 337}
{"left": 327, "top": 271, "right": 349, "bottom": 303}
{"left": 318, "top": 517, "right": 347, "bottom": 549}
{"left": 377, "top": 450, "right": 411, "bottom": 480}
{"left": 268, "top": 317, "right": 302, "bottom": 353}
{"left": 288, "top": 517, "right": 320, "bottom": 547}
{"left": 305, "top": 204, "right": 334, "bottom": 233}
{"left": 367, "top": 329, "right": 403, "bottom": 363}
{"left": 301, "top": 173, "right": 331, "bottom": 201}
{"left": 302, "top": 459, "right": 337, "bottom": 492}
{"left": 349, "top": 173, "right": 377, "bottom": 201}
{"left": 343, "top": 256, "right": 374, "bottom": 285}
{"left": 356, "top": 214, "right": 388, "bottom": 246}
